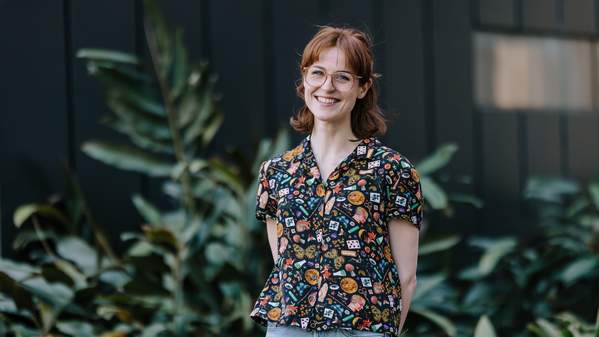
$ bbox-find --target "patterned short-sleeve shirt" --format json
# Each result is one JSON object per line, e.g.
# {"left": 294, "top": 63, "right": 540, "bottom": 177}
{"left": 249, "top": 134, "right": 424, "bottom": 337}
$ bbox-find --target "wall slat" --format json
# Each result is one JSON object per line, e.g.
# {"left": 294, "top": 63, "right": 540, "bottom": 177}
{"left": 0, "top": 1, "right": 68, "bottom": 256}
{"left": 71, "top": 1, "right": 143, "bottom": 251}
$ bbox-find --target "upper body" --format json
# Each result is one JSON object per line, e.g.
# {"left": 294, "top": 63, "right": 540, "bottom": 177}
{"left": 249, "top": 25, "right": 423, "bottom": 337}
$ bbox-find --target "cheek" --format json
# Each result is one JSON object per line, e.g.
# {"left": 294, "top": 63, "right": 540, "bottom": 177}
{"left": 304, "top": 84, "right": 315, "bottom": 99}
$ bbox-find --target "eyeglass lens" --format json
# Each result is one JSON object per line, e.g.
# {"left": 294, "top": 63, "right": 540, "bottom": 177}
{"left": 305, "top": 66, "right": 355, "bottom": 91}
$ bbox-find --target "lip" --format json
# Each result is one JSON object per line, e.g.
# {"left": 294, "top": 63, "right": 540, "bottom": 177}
{"left": 315, "top": 95, "right": 340, "bottom": 100}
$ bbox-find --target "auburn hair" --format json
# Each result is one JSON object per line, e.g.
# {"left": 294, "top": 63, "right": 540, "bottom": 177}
{"left": 289, "top": 25, "right": 388, "bottom": 140}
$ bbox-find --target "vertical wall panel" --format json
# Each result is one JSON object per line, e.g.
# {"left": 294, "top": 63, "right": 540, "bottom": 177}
{"left": 383, "top": 0, "right": 427, "bottom": 159}
{"left": 522, "top": 0, "right": 559, "bottom": 31}
{"left": 432, "top": 0, "right": 477, "bottom": 234}
{"left": 71, "top": 1, "right": 143, "bottom": 252}
{"left": 526, "top": 114, "right": 562, "bottom": 177}
{"left": 0, "top": 1, "right": 68, "bottom": 256}
{"left": 272, "top": 1, "right": 320, "bottom": 146}
{"left": 567, "top": 114, "right": 599, "bottom": 179}
{"left": 160, "top": 0, "right": 207, "bottom": 60}
{"left": 478, "top": 0, "right": 517, "bottom": 27}
{"left": 433, "top": 0, "right": 475, "bottom": 189}
{"left": 209, "top": 0, "right": 266, "bottom": 160}
{"left": 481, "top": 113, "right": 523, "bottom": 234}
{"left": 328, "top": 0, "right": 374, "bottom": 30}
{"left": 563, "top": 0, "right": 596, "bottom": 34}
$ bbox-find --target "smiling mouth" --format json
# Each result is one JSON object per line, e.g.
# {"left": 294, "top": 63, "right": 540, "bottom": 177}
{"left": 315, "top": 96, "right": 340, "bottom": 105}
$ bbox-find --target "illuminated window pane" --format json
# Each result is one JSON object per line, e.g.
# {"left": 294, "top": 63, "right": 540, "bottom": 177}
{"left": 474, "top": 32, "right": 593, "bottom": 112}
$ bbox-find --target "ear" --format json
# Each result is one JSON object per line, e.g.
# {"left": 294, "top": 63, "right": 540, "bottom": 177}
{"left": 358, "top": 78, "right": 373, "bottom": 99}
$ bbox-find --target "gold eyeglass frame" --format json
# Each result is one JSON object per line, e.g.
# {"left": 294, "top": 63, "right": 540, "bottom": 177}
{"left": 302, "top": 66, "right": 364, "bottom": 91}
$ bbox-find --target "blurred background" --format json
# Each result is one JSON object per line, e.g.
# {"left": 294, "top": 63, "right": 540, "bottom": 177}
{"left": 0, "top": 1, "right": 598, "bottom": 337}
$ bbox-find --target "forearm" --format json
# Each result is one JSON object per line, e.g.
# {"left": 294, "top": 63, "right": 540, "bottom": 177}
{"left": 387, "top": 218, "right": 420, "bottom": 335}
{"left": 265, "top": 216, "right": 279, "bottom": 263}
{"left": 397, "top": 276, "right": 417, "bottom": 334}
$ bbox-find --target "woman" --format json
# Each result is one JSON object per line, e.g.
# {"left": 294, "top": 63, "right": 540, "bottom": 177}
{"left": 249, "top": 25, "right": 424, "bottom": 337}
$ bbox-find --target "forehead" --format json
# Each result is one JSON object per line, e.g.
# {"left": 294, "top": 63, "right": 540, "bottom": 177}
{"left": 311, "top": 47, "right": 351, "bottom": 72}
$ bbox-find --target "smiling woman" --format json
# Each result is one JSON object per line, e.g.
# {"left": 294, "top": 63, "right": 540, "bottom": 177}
{"left": 249, "top": 25, "right": 424, "bottom": 337}
{"left": 290, "top": 26, "right": 385, "bottom": 140}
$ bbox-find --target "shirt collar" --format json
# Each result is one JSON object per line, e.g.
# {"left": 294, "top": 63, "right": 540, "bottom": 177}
{"left": 295, "top": 133, "right": 377, "bottom": 164}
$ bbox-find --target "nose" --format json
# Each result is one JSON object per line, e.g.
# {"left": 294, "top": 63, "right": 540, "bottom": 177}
{"left": 320, "top": 74, "right": 336, "bottom": 91}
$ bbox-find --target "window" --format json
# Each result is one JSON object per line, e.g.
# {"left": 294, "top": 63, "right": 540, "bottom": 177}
{"left": 474, "top": 32, "right": 594, "bottom": 113}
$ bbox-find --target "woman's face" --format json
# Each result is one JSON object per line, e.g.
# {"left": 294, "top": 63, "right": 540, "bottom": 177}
{"left": 303, "top": 47, "right": 370, "bottom": 125}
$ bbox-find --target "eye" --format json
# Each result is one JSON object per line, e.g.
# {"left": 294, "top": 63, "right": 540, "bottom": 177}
{"left": 310, "top": 69, "right": 324, "bottom": 76}
{"left": 335, "top": 73, "right": 352, "bottom": 82}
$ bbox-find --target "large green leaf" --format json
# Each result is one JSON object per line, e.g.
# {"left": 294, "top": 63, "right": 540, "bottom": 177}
{"left": 103, "top": 117, "right": 174, "bottom": 155}
{"left": 104, "top": 95, "right": 171, "bottom": 140}
{"left": 419, "top": 235, "right": 461, "bottom": 255}
{"left": 477, "top": 238, "right": 517, "bottom": 276}
{"left": 142, "top": 226, "right": 180, "bottom": 253}
{"left": 412, "top": 273, "right": 446, "bottom": 301}
{"left": 76, "top": 48, "right": 140, "bottom": 64}
{"left": 415, "top": 143, "right": 458, "bottom": 175}
{"left": 132, "top": 194, "right": 163, "bottom": 226}
{"left": 524, "top": 176, "right": 580, "bottom": 202}
{"left": 13, "top": 229, "right": 58, "bottom": 250}
{"left": 83, "top": 59, "right": 150, "bottom": 84}
{"left": 56, "top": 321, "right": 95, "bottom": 337}
{"left": 528, "top": 318, "right": 563, "bottom": 337}
{"left": 205, "top": 242, "right": 232, "bottom": 266}
{"left": 107, "top": 87, "right": 167, "bottom": 118}
{"left": 448, "top": 192, "right": 484, "bottom": 208}
{"left": 558, "top": 256, "right": 598, "bottom": 286}
{"left": 0, "top": 259, "right": 39, "bottom": 281}
{"left": 0, "top": 271, "right": 36, "bottom": 313}
{"left": 420, "top": 176, "right": 448, "bottom": 210}
{"left": 459, "top": 237, "right": 517, "bottom": 279}
{"left": 21, "top": 277, "right": 73, "bottom": 308}
{"left": 474, "top": 315, "right": 497, "bottom": 337}
{"left": 13, "top": 204, "right": 69, "bottom": 228}
{"left": 411, "top": 307, "right": 457, "bottom": 336}
{"left": 82, "top": 140, "right": 173, "bottom": 177}
{"left": 56, "top": 237, "right": 98, "bottom": 276}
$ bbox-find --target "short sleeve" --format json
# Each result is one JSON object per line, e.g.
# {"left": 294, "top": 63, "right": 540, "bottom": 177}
{"left": 255, "top": 159, "right": 278, "bottom": 223}
{"left": 383, "top": 156, "right": 424, "bottom": 230}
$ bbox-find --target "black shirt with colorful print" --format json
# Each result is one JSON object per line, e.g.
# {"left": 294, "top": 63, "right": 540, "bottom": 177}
{"left": 249, "top": 134, "right": 424, "bottom": 337}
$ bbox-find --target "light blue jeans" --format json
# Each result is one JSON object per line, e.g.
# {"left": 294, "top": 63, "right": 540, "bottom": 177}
{"left": 265, "top": 322, "right": 385, "bottom": 337}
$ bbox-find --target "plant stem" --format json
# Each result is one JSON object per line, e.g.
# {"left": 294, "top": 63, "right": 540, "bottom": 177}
{"left": 143, "top": 17, "right": 196, "bottom": 222}
{"left": 32, "top": 215, "right": 57, "bottom": 259}
{"left": 65, "top": 163, "right": 120, "bottom": 264}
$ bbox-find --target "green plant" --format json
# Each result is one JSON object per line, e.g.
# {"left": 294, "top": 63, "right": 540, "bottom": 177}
{"left": 0, "top": 0, "right": 286, "bottom": 336}
{"left": 528, "top": 307, "right": 599, "bottom": 337}
{"left": 398, "top": 143, "right": 482, "bottom": 337}
{"left": 415, "top": 143, "right": 483, "bottom": 221}
{"left": 454, "top": 175, "right": 599, "bottom": 337}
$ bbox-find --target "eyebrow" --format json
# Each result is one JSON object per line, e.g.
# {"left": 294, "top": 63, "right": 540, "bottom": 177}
{"left": 311, "top": 65, "right": 352, "bottom": 73}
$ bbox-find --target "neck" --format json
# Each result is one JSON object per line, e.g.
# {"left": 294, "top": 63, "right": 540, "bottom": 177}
{"left": 309, "top": 127, "right": 360, "bottom": 160}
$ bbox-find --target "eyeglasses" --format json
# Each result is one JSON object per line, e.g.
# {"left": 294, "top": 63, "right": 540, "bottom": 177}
{"left": 302, "top": 65, "right": 363, "bottom": 91}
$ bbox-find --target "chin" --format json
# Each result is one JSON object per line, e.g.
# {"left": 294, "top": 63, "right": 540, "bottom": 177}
{"left": 311, "top": 109, "right": 344, "bottom": 123}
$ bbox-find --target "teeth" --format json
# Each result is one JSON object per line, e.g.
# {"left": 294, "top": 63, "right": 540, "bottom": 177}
{"left": 316, "top": 96, "right": 339, "bottom": 104}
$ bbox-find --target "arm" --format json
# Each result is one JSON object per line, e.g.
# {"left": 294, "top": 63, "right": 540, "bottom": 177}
{"left": 388, "top": 218, "right": 419, "bottom": 334}
{"left": 265, "top": 215, "right": 279, "bottom": 264}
